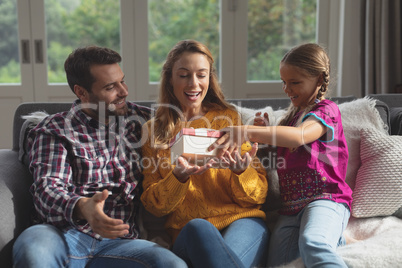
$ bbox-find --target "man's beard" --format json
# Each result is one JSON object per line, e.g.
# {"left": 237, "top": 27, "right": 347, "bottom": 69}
{"left": 107, "top": 102, "right": 128, "bottom": 116}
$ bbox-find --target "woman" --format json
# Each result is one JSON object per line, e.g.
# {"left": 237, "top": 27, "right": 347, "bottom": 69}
{"left": 140, "top": 40, "right": 269, "bottom": 268}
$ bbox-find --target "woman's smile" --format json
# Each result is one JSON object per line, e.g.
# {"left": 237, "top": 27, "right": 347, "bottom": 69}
{"left": 184, "top": 91, "right": 202, "bottom": 101}
{"left": 171, "top": 51, "right": 210, "bottom": 119}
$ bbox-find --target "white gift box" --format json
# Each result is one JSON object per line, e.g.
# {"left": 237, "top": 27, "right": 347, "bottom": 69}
{"left": 170, "top": 128, "right": 223, "bottom": 165}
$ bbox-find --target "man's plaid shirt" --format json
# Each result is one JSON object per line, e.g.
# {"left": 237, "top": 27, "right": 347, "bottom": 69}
{"left": 27, "top": 100, "right": 151, "bottom": 240}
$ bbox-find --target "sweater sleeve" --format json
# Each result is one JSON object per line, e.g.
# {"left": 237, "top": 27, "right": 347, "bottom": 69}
{"left": 227, "top": 111, "right": 268, "bottom": 207}
{"left": 229, "top": 159, "right": 268, "bottom": 207}
{"left": 140, "top": 122, "right": 190, "bottom": 217}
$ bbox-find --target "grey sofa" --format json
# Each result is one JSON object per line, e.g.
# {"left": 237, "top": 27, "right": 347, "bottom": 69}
{"left": 1, "top": 94, "right": 401, "bottom": 267}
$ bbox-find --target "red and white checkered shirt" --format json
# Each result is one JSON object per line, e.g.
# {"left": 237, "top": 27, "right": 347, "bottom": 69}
{"left": 28, "top": 100, "right": 151, "bottom": 240}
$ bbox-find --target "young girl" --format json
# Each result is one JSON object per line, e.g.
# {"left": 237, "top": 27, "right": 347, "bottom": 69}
{"left": 210, "top": 43, "right": 353, "bottom": 267}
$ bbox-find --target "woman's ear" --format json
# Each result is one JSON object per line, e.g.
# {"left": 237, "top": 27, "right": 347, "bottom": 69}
{"left": 74, "top": 85, "right": 88, "bottom": 101}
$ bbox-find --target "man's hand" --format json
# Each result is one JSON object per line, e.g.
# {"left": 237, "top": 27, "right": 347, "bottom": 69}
{"left": 74, "top": 189, "right": 129, "bottom": 239}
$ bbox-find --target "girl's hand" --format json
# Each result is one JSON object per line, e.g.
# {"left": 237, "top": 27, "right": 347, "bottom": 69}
{"left": 220, "top": 143, "right": 258, "bottom": 174}
{"left": 254, "top": 112, "right": 269, "bottom": 126}
{"left": 208, "top": 126, "right": 248, "bottom": 158}
{"left": 172, "top": 156, "right": 215, "bottom": 183}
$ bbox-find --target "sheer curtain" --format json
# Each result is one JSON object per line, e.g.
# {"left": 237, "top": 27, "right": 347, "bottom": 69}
{"left": 336, "top": 0, "right": 401, "bottom": 97}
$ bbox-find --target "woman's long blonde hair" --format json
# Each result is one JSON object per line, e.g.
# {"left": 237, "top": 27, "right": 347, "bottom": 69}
{"left": 151, "top": 40, "right": 235, "bottom": 147}
{"left": 278, "top": 43, "right": 331, "bottom": 126}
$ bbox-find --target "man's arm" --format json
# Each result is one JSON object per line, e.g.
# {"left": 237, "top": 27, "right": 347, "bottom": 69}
{"left": 30, "top": 131, "right": 131, "bottom": 238}
{"left": 29, "top": 131, "right": 82, "bottom": 228}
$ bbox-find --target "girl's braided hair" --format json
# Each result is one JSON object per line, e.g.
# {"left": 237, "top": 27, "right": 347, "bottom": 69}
{"left": 279, "top": 43, "right": 331, "bottom": 126}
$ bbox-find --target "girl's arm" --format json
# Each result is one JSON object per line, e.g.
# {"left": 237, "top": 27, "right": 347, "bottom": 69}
{"left": 210, "top": 117, "right": 328, "bottom": 156}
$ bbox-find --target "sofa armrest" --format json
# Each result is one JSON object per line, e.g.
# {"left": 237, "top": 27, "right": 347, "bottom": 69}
{"left": 0, "top": 150, "right": 34, "bottom": 267}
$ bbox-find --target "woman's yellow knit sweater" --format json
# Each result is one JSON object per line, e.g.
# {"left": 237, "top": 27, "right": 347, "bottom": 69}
{"left": 140, "top": 109, "right": 268, "bottom": 241}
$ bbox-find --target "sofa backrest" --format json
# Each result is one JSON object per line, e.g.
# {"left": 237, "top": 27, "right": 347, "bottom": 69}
{"left": 12, "top": 101, "right": 154, "bottom": 152}
{"left": 368, "top": 93, "right": 401, "bottom": 108}
{"left": 13, "top": 103, "right": 70, "bottom": 151}
{"left": 12, "top": 96, "right": 357, "bottom": 152}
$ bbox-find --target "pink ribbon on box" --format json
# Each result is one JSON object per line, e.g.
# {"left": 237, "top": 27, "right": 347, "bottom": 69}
{"left": 169, "top": 128, "right": 223, "bottom": 147}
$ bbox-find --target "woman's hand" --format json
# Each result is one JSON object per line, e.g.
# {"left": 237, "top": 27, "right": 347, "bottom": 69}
{"left": 254, "top": 112, "right": 269, "bottom": 126}
{"left": 220, "top": 142, "right": 258, "bottom": 175}
{"left": 172, "top": 156, "right": 215, "bottom": 183}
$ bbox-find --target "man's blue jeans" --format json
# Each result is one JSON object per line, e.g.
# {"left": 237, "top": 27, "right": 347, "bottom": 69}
{"left": 172, "top": 218, "right": 269, "bottom": 268}
{"left": 13, "top": 224, "right": 187, "bottom": 268}
{"left": 267, "top": 200, "right": 350, "bottom": 267}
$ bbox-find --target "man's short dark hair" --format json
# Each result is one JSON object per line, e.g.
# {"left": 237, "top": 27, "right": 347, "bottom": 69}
{"left": 64, "top": 46, "right": 122, "bottom": 94}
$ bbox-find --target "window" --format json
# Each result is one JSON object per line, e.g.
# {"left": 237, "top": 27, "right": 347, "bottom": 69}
{"left": 45, "top": 0, "right": 121, "bottom": 84}
{"left": 0, "top": 0, "right": 20, "bottom": 84}
{"left": 0, "top": 0, "right": 320, "bottom": 98}
{"left": 148, "top": 0, "right": 220, "bottom": 82}
{"left": 247, "top": 0, "right": 316, "bottom": 81}
{"left": 0, "top": 0, "right": 333, "bottom": 149}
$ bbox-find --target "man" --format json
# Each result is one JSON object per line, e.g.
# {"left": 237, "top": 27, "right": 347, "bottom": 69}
{"left": 12, "top": 46, "right": 186, "bottom": 267}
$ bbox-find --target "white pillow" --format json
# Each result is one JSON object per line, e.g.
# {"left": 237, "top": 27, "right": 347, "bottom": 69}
{"left": 233, "top": 104, "right": 285, "bottom": 126}
{"left": 352, "top": 128, "right": 402, "bottom": 218}
{"left": 338, "top": 97, "right": 388, "bottom": 190}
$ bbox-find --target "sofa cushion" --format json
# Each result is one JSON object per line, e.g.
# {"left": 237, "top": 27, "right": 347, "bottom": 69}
{"left": 18, "top": 120, "right": 35, "bottom": 166}
{"left": 18, "top": 112, "right": 49, "bottom": 166}
{"left": 352, "top": 128, "right": 402, "bottom": 218}
{"left": 337, "top": 97, "right": 389, "bottom": 190}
